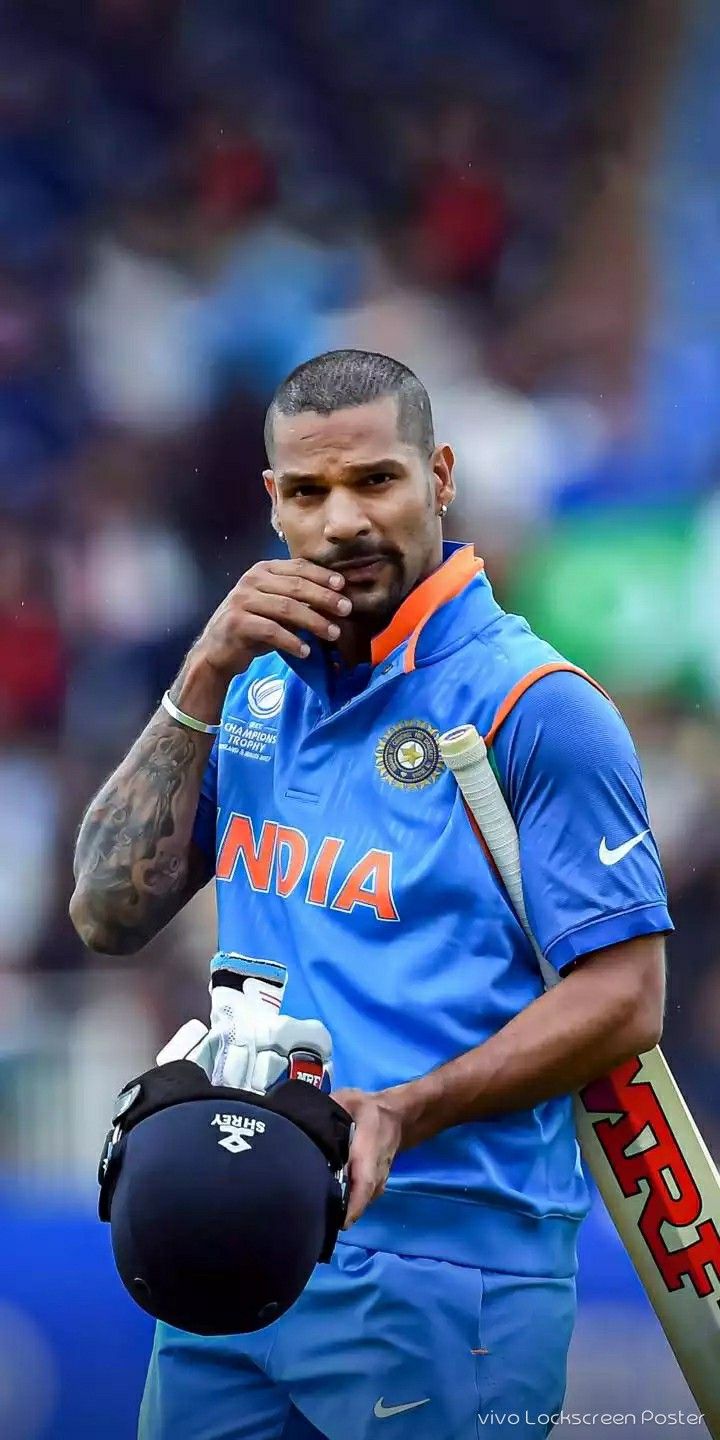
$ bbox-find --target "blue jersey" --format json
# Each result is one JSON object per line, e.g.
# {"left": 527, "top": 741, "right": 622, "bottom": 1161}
{"left": 192, "top": 541, "right": 672, "bottom": 1280}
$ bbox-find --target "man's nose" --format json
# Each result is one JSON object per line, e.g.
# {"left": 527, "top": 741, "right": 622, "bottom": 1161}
{"left": 322, "top": 489, "right": 372, "bottom": 542}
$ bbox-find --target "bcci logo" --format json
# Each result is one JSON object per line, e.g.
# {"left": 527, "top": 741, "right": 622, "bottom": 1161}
{"left": 248, "top": 676, "right": 285, "bottom": 720}
{"left": 375, "top": 720, "right": 445, "bottom": 790}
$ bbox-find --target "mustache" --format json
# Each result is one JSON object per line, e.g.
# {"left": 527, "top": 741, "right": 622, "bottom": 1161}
{"left": 314, "top": 544, "right": 400, "bottom": 568}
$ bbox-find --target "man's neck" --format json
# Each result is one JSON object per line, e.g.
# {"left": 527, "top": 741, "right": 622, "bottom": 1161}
{"left": 334, "top": 619, "right": 378, "bottom": 668}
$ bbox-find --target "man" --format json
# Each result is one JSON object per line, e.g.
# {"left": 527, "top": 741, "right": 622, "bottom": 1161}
{"left": 71, "top": 350, "right": 670, "bottom": 1440}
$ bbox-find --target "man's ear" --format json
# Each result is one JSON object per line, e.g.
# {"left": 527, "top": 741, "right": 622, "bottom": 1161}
{"left": 431, "top": 444, "right": 456, "bottom": 512}
{"left": 263, "top": 470, "right": 283, "bottom": 536}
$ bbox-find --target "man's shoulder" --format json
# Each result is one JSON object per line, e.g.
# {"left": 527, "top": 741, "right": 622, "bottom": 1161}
{"left": 464, "top": 599, "right": 624, "bottom": 753}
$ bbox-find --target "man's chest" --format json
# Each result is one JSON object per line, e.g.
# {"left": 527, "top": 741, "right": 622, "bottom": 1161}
{"left": 212, "top": 663, "right": 496, "bottom": 928}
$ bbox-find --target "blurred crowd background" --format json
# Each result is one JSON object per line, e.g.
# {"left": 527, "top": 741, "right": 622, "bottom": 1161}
{"left": 0, "top": 1, "right": 719, "bottom": 1436}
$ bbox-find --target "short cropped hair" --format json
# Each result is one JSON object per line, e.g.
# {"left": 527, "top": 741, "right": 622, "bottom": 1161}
{"left": 264, "top": 349, "right": 434, "bottom": 459}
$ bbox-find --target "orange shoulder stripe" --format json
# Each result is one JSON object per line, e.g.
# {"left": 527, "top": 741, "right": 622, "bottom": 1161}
{"left": 483, "top": 661, "right": 616, "bottom": 749}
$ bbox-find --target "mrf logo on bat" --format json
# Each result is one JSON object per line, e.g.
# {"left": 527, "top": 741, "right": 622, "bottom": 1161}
{"left": 580, "top": 1058, "right": 720, "bottom": 1301}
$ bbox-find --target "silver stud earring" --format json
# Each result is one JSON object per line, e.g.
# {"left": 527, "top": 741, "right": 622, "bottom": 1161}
{"left": 438, "top": 503, "right": 448, "bottom": 518}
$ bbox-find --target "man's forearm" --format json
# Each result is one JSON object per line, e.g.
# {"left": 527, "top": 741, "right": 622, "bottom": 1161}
{"left": 385, "top": 938, "right": 665, "bottom": 1150}
{"left": 70, "top": 653, "right": 224, "bottom": 954}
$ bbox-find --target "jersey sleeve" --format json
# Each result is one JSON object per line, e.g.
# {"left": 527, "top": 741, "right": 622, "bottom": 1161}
{"left": 490, "top": 670, "right": 673, "bottom": 972}
{"left": 191, "top": 738, "right": 219, "bottom": 865}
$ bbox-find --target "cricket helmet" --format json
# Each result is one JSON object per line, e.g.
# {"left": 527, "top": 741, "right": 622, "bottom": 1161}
{"left": 98, "top": 1060, "right": 352, "bottom": 1335}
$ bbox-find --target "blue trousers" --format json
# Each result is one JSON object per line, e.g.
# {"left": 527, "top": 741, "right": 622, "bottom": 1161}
{"left": 139, "top": 1239, "right": 576, "bottom": 1440}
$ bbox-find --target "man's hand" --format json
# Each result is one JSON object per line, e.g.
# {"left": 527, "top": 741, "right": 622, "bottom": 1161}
{"left": 157, "top": 997, "right": 334, "bottom": 1095}
{"left": 193, "top": 558, "right": 352, "bottom": 684}
{"left": 330, "top": 1088, "right": 405, "bottom": 1228}
{"left": 204, "top": 985, "right": 334, "bottom": 1094}
{"left": 70, "top": 555, "right": 352, "bottom": 955}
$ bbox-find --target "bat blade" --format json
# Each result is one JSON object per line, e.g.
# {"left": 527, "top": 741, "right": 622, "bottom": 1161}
{"left": 577, "top": 1048, "right": 720, "bottom": 1433}
{"left": 440, "top": 723, "right": 720, "bottom": 1435}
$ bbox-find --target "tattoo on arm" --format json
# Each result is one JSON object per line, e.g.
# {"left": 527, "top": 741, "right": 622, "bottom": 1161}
{"left": 72, "top": 714, "right": 214, "bottom": 953}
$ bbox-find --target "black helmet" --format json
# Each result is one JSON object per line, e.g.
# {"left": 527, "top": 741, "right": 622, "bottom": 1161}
{"left": 99, "top": 1059, "right": 352, "bottom": 1335}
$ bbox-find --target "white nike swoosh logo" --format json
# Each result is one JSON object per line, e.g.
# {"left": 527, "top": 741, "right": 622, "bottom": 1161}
{"left": 374, "top": 1398, "right": 431, "bottom": 1419}
{"left": 599, "top": 830, "right": 649, "bottom": 866}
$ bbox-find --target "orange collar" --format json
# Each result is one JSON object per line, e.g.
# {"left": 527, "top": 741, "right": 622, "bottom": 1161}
{"left": 371, "top": 544, "right": 485, "bottom": 672}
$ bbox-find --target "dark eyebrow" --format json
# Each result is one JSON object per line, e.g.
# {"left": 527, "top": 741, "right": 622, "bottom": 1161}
{"left": 277, "top": 460, "right": 405, "bottom": 489}
{"left": 276, "top": 473, "right": 321, "bottom": 491}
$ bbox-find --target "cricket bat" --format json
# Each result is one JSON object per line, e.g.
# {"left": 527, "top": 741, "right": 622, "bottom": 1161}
{"left": 439, "top": 723, "right": 720, "bottom": 1436}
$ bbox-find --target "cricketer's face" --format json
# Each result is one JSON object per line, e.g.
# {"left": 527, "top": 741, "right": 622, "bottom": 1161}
{"left": 263, "top": 396, "right": 455, "bottom": 626}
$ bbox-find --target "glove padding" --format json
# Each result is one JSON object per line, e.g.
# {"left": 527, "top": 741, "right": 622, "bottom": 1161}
{"left": 156, "top": 988, "right": 333, "bottom": 1095}
{"left": 205, "top": 984, "right": 332, "bottom": 1093}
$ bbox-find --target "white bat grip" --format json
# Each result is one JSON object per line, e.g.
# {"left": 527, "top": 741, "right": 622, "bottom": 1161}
{"left": 440, "top": 725, "right": 558, "bottom": 990}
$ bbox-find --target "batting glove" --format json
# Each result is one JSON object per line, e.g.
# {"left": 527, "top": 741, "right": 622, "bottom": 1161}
{"left": 156, "top": 953, "right": 333, "bottom": 1095}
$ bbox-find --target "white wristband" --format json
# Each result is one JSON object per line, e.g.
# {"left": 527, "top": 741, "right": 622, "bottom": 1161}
{"left": 161, "top": 690, "right": 221, "bottom": 735}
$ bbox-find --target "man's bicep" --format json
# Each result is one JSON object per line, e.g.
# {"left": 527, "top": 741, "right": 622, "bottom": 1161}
{"left": 492, "top": 671, "right": 673, "bottom": 973}
{"left": 570, "top": 932, "right": 667, "bottom": 1045}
